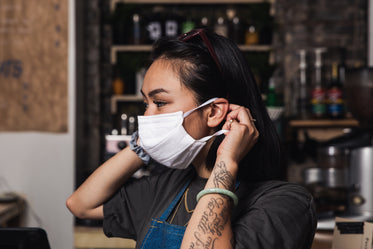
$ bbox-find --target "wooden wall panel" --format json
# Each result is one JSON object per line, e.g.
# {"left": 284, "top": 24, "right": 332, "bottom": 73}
{"left": 0, "top": 0, "right": 68, "bottom": 132}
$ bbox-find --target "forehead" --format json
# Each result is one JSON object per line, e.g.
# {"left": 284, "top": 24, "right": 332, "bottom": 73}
{"left": 146, "top": 59, "right": 180, "bottom": 81}
{"left": 142, "top": 59, "right": 189, "bottom": 94}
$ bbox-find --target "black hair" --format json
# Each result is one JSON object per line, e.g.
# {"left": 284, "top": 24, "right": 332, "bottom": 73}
{"left": 151, "top": 29, "right": 285, "bottom": 182}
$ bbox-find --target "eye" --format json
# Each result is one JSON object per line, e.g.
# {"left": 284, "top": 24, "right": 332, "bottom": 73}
{"left": 143, "top": 101, "right": 149, "bottom": 109}
{"left": 153, "top": 101, "right": 166, "bottom": 108}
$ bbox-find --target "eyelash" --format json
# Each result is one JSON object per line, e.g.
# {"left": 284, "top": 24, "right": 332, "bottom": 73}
{"left": 143, "top": 100, "right": 167, "bottom": 109}
{"left": 154, "top": 101, "right": 166, "bottom": 107}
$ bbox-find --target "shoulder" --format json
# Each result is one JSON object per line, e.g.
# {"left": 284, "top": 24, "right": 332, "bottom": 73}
{"left": 103, "top": 166, "right": 195, "bottom": 240}
{"left": 232, "top": 181, "right": 317, "bottom": 249}
{"left": 105, "top": 166, "right": 194, "bottom": 210}
{"left": 119, "top": 166, "right": 196, "bottom": 208}
{"left": 235, "top": 180, "right": 315, "bottom": 217}
{"left": 239, "top": 180, "right": 313, "bottom": 204}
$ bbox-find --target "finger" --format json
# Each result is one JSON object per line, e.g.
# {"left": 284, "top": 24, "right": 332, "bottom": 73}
{"left": 244, "top": 108, "right": 257, "bottom": 124}
{"left": 222, "top": 118, "right": 244, "bottom": 131}
{"left": 222, "top": 118, "right": 234, "bottom": 130}
{"left": 228, "top": 104, "right": 256, "bottom": 122}
{"left": 226, "top": 106, "right": 252, "bottom": 126}
{"left": 227, "top": 104, "right": 254, "bottom": 119}
{"left": 241, "top": 107, "right": 257, "bottom": 127}
{"left": 227, "top": 104, "right": 241, "bottom": 111}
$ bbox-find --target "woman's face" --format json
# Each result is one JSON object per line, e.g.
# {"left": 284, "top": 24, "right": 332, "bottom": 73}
{"left": 141, "top": 59, "right": 209, "bottom": 139}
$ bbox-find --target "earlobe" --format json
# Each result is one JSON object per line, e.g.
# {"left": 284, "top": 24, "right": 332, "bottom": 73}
{"left": 207, "top": 98, "right": 229, "bottom": 128}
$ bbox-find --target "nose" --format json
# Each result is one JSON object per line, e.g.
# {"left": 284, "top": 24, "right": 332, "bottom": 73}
{"left": 144, "top": 106, "right": 155, "bottom": 116}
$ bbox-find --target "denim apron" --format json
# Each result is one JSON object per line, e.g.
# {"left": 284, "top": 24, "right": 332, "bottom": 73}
{"left": 139, "top": 180, "right": 191, "bottom": 249}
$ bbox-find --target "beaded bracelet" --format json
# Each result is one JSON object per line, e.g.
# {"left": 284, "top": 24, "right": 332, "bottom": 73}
{"left": 196, "top": 188, "right": 238, "bottom": 207}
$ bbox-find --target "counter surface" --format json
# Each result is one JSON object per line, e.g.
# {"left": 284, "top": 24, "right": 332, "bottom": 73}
{"left": 311, "top": 230, "right": 333, "bottom": 249}
{"left": 75, "top": 226, "right": 333, "bottom": 249}
{"left": 75, "top": 226, "right": 136, "bottom": 249}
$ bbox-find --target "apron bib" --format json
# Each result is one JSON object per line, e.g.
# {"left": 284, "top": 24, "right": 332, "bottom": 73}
{"left": 139, "top": 179, "right": 240, "bottom": 249}
{"left": 140, "top": 180, "right": 191, "bottom": 249}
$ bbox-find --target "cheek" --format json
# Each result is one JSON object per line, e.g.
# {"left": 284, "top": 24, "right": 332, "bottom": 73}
{"left": 183, "top": 113, "right": 209, "bottom": 140}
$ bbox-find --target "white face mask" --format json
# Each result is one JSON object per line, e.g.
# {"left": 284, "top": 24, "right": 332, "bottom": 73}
{"left": 138, "top": 98, "right": 227, "bottom": 169}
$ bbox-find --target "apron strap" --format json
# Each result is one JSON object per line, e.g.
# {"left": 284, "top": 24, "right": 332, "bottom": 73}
{"left": 159, "top": 179, "right": 191, "bottom": 221}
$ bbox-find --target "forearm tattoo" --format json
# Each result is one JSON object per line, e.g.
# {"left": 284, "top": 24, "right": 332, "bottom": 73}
{"left": 188, "top": 161, "right": 235, "bottom": 249}
{"left": 213, "top": 161, "right": 234, "bottom": 191}
{"left": 189, "top": 197, "right": 229, "bottom": 249}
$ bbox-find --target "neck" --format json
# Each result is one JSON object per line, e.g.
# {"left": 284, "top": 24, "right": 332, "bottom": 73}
{"left": 192, "top": 139, "right": 214, "bottom": 179}
{"left": 193, "top": 164, "right": 211, "bottom": 179}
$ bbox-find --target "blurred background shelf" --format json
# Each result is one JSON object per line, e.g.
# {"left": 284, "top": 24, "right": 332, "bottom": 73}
{"left": 289, "top": 119, "right": 359, "bottom": 128}
{"left": 111, "top": 95, "right": 143, "bottom": 114}
{"left": 111, "top": 45, "right": 272, "bottom": 64}
{"left": 111, "top": 0, "right": 274, "bottom": 10}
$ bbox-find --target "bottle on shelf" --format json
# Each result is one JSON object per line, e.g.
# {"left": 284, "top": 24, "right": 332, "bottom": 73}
{"left": 226, "top": 7, "right": 242, "bottom": 43}
{"left": 245, "top": 19, "right": 259, "bottom": 45}
{"left": 266, "top": 76, "right": 284, "bottom": 129}
{"left": 145, "top": 6, "right": 163, "bottom": 44}
{"left": 231, "top": 16, "right": 243, "bottom": 44}
{"left": 214, "top": 16, "right": 228, "bottom": 38}
{"left": 121, "top": 113, "right": 128, "bottom": 135}
{"left": 226, "top": 7, "right": 243, "bottom": 44}
{"left": 112, "top": 70, "right": 125, "bottom": 95}
{"left": 164, "top": 9, "right": 180, "bottom": 39}
{"left": 199, "top": 16, "right": 209, "bottom": 29}
{"left": 296, "top": 49, "right": 310, "bottom": 119}
{"left": 310, "top": 47, "right": 327, "bottom": 119}
{"left": 226, "top": 7, "right": 236, "bottom": 23}
{"left": 128, "top": 116, "right": 136, "bottom": 135}
{"left": 338, "top": 49, "right": 346, "bottom": 86}
{"left": 327, "top": 62, "right": 345, "bottom": 119}
{"left": 181, "top": 10, "right": 195, "bottom": 34}
{"left": 132, "top": 13, "right": 141, "bottom": 44}
{"left": 338, "top": 48, "right": 347, "bottom": 115}
{"left": 266, "top": 77, "right": 278, "bottom": 107}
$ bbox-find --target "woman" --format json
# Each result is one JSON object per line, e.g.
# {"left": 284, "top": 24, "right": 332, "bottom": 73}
{"left": 67, "top": 29, "right": 316, "bottom": 249}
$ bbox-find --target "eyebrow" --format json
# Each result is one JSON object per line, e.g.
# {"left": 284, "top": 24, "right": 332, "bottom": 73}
{"left": 141, "top": 88, "right": 169, "bottom": 98}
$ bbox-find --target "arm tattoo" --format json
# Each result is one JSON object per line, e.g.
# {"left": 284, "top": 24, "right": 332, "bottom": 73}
{"left": 213, "top": 161, "right": 234, "bottom": 191}
{"left": 188, "top": 161, "right": 235, "bottom": 248}
{"left": 189, "top": 197, "right": 232, "bottom": 249}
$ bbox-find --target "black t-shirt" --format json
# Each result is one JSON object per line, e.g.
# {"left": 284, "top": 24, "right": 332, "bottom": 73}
{"left": 103, "top": 167, "right": 317, "bottom": 249}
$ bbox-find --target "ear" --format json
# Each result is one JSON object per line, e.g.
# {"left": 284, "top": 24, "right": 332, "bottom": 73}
{"left": 206, "top": 98, "right": 229, "bottom": 128}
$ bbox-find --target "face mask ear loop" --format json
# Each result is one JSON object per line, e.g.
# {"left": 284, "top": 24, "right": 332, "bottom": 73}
{"left": 183, "top": 98, "right": 218, "bottom": 118}
{"left": 198, "top": 129, "right": 229, "bottom": 142}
